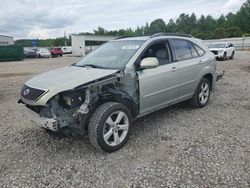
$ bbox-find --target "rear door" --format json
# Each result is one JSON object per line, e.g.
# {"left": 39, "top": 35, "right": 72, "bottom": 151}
{"left": 169, "top": 39, "right": 205, "bottom": 99}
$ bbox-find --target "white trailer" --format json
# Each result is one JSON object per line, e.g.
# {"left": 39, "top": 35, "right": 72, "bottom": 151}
{"left": 71, "top": 35, "right": 118, "bottom": 56}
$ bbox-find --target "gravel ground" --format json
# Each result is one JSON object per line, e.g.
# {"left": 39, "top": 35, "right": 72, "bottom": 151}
{"left": 0, "top": 52, "right": 250, "bottom": 187}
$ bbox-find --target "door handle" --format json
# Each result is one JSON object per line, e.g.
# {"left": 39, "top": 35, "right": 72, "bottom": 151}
{"left": 172, "top": 67, "right": 177, "bottom": 72}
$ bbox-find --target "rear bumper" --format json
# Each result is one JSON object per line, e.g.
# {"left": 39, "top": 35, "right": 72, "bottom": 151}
{"left": 23, "top": 105, "right": 58, "bottom": 131}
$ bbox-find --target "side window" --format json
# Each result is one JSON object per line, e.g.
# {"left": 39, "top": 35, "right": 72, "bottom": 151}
{"left": 141, "top": 42, "right": 171, "bottom": 66}
{"left": 193, "top": 44, "right": 205, "bottom": 56}
{"left": 171, "top": 39, "right": 192, "bottom": 61}
{"left": 188, "top": 42, "right": 199, "bottom": 58}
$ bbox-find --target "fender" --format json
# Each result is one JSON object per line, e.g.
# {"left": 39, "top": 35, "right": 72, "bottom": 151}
{"left": 91, "top": 87, "right": 138, "bottom": 119}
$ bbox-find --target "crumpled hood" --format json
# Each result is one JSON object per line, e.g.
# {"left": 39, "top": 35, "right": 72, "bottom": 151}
{"left": 24, "top": 66, "right": 118, "bottom": 105}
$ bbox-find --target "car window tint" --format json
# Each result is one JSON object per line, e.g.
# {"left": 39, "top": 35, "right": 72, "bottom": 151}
{"left": 193, "top": 44, "right": 205, "bottom": 56}
{"left": 172, "top": 39, "right": 192, "bottom": 61}
{"left": 188, "top": 42, "right": 199, "bottom": 58}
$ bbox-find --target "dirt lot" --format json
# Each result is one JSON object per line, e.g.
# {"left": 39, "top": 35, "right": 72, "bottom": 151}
{"left": 0, "top": 53, "right": 250, "bottom": 187}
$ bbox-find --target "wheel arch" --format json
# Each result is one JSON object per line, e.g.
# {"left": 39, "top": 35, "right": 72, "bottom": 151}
{"left": 202, "top": 73, "right": 213, "bottom": 90}
{"left": 85, "top": 89, "right": 138, "bottom": 129}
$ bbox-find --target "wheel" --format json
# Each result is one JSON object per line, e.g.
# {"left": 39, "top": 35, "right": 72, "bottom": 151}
{"left": 60, "top": 54, "right": 62, "bottom": 57}
{"left": 230, "top": 51, "right": 234, "bottom": 59}
{"left": 88, "top": 102, "right": 132, "bottom": 152}
{"left": 223, "top": 52, "right": 227, "bottom": 61}
{"left": 191, "top": 78, "right": 211, "bottom": 108}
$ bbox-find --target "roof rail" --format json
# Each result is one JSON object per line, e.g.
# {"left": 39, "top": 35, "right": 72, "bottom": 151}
{"left": 150, "top": 32, "right": 193, "bottom": 38}
{"left": 115, "top": 36, "right": 130, "bottom": 39}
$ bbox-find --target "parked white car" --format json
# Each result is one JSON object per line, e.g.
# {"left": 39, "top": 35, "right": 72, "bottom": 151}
{"left": 209, "top": 42, "right": 235, "bottom": 60}
{"left": 61, "top": 46, "right": 72, "bottom": 54}
{"left": 36, "top": 48, "right": 51, "bottom": 58}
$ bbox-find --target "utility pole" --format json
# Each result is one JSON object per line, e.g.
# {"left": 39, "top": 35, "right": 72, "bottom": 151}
{"left": 64, "top": 31, "right": 67, "bottom": 46}
{"left": 242, "top": 35, "right": 245, "bottom": 50}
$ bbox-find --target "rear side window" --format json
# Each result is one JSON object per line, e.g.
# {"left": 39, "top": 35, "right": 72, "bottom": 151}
{"left": 193, "top": 43, "right": 205, "bottom": 56}
{"left": 188, "top": 42, "right": 199, "bottom": 58}
{"left": 171, "top": 39, "right": 192, "bottom": 61}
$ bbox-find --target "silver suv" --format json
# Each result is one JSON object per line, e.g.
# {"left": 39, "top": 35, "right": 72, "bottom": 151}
{"left": 19, "top": 33, "right": 218, "bottom": 152}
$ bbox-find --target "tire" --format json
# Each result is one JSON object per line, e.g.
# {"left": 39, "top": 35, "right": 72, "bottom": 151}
{"left": 88, "top": 102, "right": 132, "bottom": 153}
{"left": 230, "top": 51, "right": 234, "bottom": 59}
{"left": 223, "top": 52, "right": 227, "bottom": 61}
{"left": 191, "top": 78, "right": 211, "bottom": 108}
{"left": 60, "top": 54, "right": 62, "bottom": 57}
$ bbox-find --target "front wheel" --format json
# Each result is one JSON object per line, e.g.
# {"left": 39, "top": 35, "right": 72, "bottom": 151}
{"left": 191, "top": 78, "right": 211, "bottom": 108}
{"left": 88, "top": 102, "right": 132, "bottom": 152}
{"left": 230, "top": 51, "right": 234, "bottom": 59}
{"left": 223, "top": 52, "right": 227, "bottom": 61}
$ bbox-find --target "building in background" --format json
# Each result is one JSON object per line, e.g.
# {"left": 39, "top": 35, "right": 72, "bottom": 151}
{"left": 71, "top": 35, "right": 118, "bottom": 56}
{"left": 0, "top": 35, "right": 14, "bottom": 46}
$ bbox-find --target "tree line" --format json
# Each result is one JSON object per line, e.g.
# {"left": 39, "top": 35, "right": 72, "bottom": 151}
{"left": 16, "top": 0, "right": 250, "bottom": 47}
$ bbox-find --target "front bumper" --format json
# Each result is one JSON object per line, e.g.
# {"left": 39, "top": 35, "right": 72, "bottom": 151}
{"left": 215, "top": 52, "right": 224, "bottom": 59}
{"left": 23, "top": 105, "right": 58, "bottom": 131}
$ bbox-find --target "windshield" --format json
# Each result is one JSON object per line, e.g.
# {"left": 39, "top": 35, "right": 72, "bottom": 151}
{"left": 209, "top": 44, "right": 226, "bottom": 48}
{"left": 74, "top": 40, "right": 144, "bottom": 69}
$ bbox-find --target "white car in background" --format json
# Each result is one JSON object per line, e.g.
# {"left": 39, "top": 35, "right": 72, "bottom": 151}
{"left": 209, "top": 42, "right": 235, "bottom": 60}
{"left": 36, "top": 48, "right": 51, "bottom": 58}
{"left": 61, "top": 46, "right": 72, "bottom": 54}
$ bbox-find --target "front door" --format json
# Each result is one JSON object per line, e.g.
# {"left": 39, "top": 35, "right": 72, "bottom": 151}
{"left": 137, "top": 41, "right": 179, "bottom": 115}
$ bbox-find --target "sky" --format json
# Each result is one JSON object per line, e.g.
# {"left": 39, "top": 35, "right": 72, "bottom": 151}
{"left": 0, "top": 0, "right": 245, "bottom": 39}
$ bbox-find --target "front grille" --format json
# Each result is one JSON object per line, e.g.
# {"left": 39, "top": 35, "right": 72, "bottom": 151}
{"left": 211, "top": 50, "right": 218, "bottom": 55}
{"left": 21, "top": 85, "right": 46, "bottom": 101}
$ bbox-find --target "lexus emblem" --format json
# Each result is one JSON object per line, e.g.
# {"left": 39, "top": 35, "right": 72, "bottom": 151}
{"left": 23, "top": 89, "right": 30, "bottom": 96}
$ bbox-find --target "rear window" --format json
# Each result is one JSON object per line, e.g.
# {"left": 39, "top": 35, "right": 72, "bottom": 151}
{"left": 171, "top": 39, "right": 192, "bottom": 61}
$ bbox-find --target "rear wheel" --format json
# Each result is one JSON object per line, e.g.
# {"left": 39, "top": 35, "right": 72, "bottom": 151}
{"left": 191, "top": 78, "right": 211, "bottom": 108}
{"left": 88, "top": 102, "right": 132, "bottom": 152}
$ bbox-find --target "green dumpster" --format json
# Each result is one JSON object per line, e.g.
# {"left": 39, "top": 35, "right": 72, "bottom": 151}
{"left": 0, "top": 45, "right": 24, "bottom": 62}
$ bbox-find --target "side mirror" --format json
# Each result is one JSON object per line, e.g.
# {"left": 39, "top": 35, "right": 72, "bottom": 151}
{"left": 140, "top": 57, "right": 159, "bottom": 69}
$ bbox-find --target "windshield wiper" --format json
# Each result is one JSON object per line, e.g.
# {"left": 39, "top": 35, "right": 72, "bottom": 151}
{"left": 75, "top": 64, "right": 107, "bottom": 69}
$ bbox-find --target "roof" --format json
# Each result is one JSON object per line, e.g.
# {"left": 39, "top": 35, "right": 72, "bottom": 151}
{"left": 116, "top": 33, "right": 194, "bottom": 41}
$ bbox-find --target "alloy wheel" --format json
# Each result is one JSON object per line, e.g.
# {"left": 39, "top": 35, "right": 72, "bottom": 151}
{"left": 103, "top": 111, "right": 129, "bottom": 147}
{"left": 199, "top": 83, "right": 209, "bottom": 104}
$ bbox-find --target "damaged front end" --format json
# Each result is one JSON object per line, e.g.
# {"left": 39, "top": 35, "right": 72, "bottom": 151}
{"left": 19, "top": 70, "right": 139, "bottom": 133}
{"left": 19, "top": 88, "right": 91, "bottom": 132}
